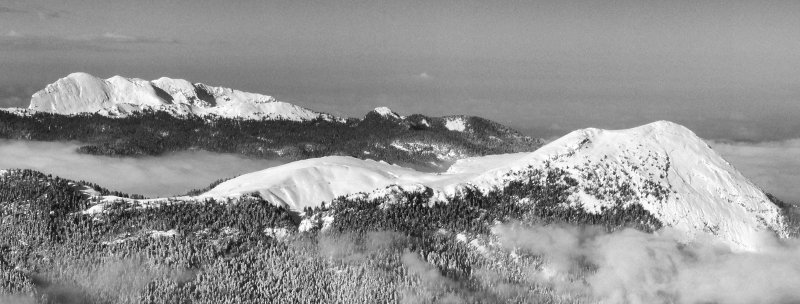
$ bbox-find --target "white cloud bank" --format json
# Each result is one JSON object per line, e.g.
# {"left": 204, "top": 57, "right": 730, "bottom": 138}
{"left": 0, "top": 140, "right": 286, "bottom": 197}
{"left": 494, "top": 223, "right": 800, "bottom": 304}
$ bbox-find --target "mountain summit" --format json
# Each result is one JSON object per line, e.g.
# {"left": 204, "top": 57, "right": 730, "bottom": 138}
{"left": 28, "top": 72, "right": 339, "bottom": 121}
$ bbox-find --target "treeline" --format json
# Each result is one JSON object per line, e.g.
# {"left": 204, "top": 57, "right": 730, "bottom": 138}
{"left": 0, "top": 110, "right": 541, "bottom": 169}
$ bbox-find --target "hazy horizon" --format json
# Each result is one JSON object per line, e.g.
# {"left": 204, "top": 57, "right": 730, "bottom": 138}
{"left": 1, "top": 0, "right": 799, "bottom": 142}
{"left": 0, "top": 140, "right": 288, "bottom": 197}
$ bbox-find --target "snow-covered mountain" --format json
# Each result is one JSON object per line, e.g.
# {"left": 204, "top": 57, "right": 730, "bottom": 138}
{"left": 27, "top": 72, "right": 339, "bottom": 121}
{"left": 188, "top": 121, "right": 786, "bottom": 249}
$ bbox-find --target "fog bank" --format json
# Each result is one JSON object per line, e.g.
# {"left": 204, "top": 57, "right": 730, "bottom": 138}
{"left": 0, "top": 140, "right": 286, "bottom": 197}
{"left": 495, "top": 223, "right": 800, "bottom": 304}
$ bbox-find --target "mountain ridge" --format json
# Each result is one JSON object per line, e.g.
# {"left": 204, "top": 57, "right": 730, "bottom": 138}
{"left": 0, "top": 72, "right": 543, "bottom": 169}
{"left": 27, "top": 72, "right": 342, "bottom": 122}
{"left": 76, "top": 120, "right": 786, "bottom": 250}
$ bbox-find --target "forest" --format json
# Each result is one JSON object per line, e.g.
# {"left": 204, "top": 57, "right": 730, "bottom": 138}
{"left": 0, "top": 110, "right": 541, "bottom": 170}
{"left": 0, "top": 166, "right": 682, "bottom": 304}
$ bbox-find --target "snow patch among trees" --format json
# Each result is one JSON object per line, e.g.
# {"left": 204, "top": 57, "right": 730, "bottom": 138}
{"left": 444, "top": 117, "right": 467, "bottom": 132}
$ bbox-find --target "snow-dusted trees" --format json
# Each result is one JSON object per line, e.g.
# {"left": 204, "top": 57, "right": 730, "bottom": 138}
{"left": 0, "top": 110, "right": 540, "bottom": 170}
{"left": 0, "top": 168, "right": 663, "bottom": 303}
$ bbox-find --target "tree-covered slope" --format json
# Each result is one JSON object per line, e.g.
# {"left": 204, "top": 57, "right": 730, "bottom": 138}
{"left": 1, "top": 157, "right": 797, "bottom": 304}
{"left": 0, "top": 109, "right": 541, "bottom": 170}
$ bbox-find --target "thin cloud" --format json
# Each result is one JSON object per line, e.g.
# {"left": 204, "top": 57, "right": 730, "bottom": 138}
{"left": 0, "top": 5, "right": 26, "bottom": 14}
{"left": 74, "top": 32, "right": 179, "bottom": 44}
{"left": 0, "top": 96, "right": 25, "bottom": 108}
{"left": 416, "top": 72, "right": 433, "bottom": 80}
{"left": 35, "top": 8, "right": 66, "bottom": 20}
{"left": 0, "top": 84, "right": 36, "bottom": 108}
{"left": 0, "top": 4, "right": 65, "bottom": 19}
{"left": 0, "top": 30, "right": 179, "bottom": 52}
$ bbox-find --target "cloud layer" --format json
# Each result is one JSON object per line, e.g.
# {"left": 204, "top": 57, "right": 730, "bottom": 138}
{"left": 494, "top": 223, "right": 800, "bottom": 304}
{"left": 0, "top": 140, "right": 286, "bottom": 197}
{"left": 711, "top": 139, "right": 800, "bottom": 203}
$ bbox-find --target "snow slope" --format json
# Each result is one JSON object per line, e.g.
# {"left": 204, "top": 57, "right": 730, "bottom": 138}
{"left": 77, "top": 121, "right": 785, "bottom": 249}
{"left": 28, "top": 72, "right": 339, "bottom": 121}
{"left": 196, "top": 121, "right": 786, "bottom": 249}
{"left": 202, "top": 157, "right": 439, "bottom": 210}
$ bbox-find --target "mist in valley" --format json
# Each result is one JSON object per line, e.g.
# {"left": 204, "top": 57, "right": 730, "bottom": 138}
{"left": 0, "top": 139, "right": 287, "bottom": 197}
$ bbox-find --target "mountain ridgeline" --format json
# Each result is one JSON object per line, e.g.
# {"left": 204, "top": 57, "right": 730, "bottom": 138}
{"left": 0, "top": 73, "right": 540, "bottom": 170}
{"left": 79, "top": 121, "right": 790, "bottom": 250}
{"left": 0, "top": 144, "right": 797, "bottom": 303}
{"left": 2, "top": 72, "right": 799, "bottom": 303}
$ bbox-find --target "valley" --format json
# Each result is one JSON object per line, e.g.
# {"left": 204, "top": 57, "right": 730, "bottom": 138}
{"left": 0, "top": 73, "right": 797, "bottom": 304}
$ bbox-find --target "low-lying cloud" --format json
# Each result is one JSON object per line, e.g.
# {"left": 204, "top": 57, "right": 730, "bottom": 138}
{"left": 494, "top": 223, "right": 800, "bottom": 304}
{"left": 711, "top": 139, "right": 800, "bottom": 203}
{"left": 0, "top": 139, "right": 286, "bottom": 197}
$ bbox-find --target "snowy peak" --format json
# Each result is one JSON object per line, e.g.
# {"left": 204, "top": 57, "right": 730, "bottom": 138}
{"left": 186, "top": 120, "right": 784, "bottom": 249}
{"left": 483, "top": 120, "right": 786, "bottom": 249}
{"left": 367, "top": 106, "right": 404, "bottom": 120}
{"left": 28, "top": 72, "right": 339, "bottom": 121}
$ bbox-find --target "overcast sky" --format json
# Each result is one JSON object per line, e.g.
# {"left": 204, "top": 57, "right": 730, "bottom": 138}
{"left": 1, "top": 0, "right": 799, "bottom": 141}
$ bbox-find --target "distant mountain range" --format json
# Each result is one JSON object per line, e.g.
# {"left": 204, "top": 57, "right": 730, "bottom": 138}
{"left": 0, "top": 73, "right": 542, "bottom": 169}
{"left": 0, "top": 73, "right": 792, "bottom": 249}
{"left": 24, "top": 72, "right": 340, "bottom": 121}
{"left": 1, "top": 74, "right": 796, "bottom": 302}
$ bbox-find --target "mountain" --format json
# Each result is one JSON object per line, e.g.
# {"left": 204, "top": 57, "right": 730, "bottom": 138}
{"left": 0, "top": 73, "right": 542, "bottom": 168}
{"left": 27, "top": 72, "right": 340, "bottom": 121}
{"left": 172, "top": 121, "right": 785, "bottom": 249}
{"left": 1, "top": 122, "right": 796, "bottom": 303}
{"left": 4, "top": 73, "right": 786, "bottom": 247}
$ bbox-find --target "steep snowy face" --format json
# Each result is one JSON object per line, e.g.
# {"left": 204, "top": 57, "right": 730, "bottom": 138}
{"left": 29, "top": 72, "right": 163, "bottom": 115}
{"left": 460, "top": 120, "right": 787, "bottom": 249}
{"left": 197, "top": 121, "right": 786, "bottom": 249}
{"left": 28, "top": 73, "right": 338, "bottom": 121}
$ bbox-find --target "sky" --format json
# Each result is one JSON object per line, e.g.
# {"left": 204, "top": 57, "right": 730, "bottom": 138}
{"left": 0, "top": 0, "right": 798, "bottom": 141}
